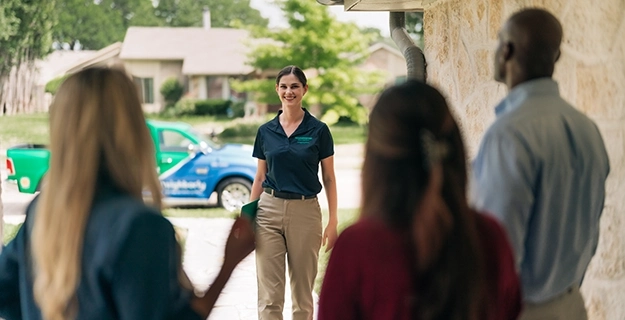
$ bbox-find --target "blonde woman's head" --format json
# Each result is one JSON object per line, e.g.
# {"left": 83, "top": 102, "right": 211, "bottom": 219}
{"left": 32, "top": 67, "right": 162, "bottom": 320}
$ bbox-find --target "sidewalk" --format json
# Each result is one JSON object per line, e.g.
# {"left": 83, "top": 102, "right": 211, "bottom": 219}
{"left": 170, "top": 218, "right": 261, "bottom": 319}
{"left": 172, "top": 218, "right": 315, "bottom": 320}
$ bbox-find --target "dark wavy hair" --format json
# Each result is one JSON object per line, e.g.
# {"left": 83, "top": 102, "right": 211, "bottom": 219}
{"left": 276, "top": 65, "right": 307, "bottom": 86}
{"left": 361, "top": 80, "right": 486, "bottom": 320}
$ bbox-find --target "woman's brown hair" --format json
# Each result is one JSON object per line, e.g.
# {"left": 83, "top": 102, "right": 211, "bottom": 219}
{"left": 361, "top": 80, "right": 486, "bottom": 320}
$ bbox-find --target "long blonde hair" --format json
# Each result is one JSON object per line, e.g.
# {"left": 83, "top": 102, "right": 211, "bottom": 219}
{"left": 31, "top": 67, "right": 162, "bottom": 320}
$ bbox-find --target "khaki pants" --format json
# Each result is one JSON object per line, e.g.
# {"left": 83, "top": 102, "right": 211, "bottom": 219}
{"left": 255, "top": 192, "right": 323, "bottom": 320}
{"left": 520, "top": 285, "right": 588, "bottom": 320}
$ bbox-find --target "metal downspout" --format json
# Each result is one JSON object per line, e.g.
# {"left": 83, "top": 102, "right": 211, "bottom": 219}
{"left": 390, "top": 12, "right": 426, "bottom": 81}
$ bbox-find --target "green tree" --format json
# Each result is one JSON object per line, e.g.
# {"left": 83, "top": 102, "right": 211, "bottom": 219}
{"left": 54, "top": 0, "right": 124, "bottom": 50}
{"left": 233, "top": 0, "right": 384, "bottom": 124}
{"left": 0, "top": 0, "right": 57, "bottom": 114}
{"left": 54, "top": 0, "right": 268, "bottom": 50}
{"left": 0, "top": 0, "right": 21, "bottom": 74}
{"left": 155, "top": 0, "right": 268, "bottom": 28}
{"left": 405, "top": 12, "right": 424, "bottom": 47}
{"left": 54, "top": 0, "right": 162, "bottom": 50}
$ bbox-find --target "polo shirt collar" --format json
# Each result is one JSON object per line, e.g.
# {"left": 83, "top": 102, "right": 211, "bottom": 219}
{"left": 495, "top": 78, "right": 560, "bottom": 117}
{"left": 268, "top": 108, "right": 313, "bottom": 135}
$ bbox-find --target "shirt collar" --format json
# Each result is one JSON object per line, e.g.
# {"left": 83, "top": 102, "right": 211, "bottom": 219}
{"left": 495, "top": 78, "right": 560, "bottom": 117}
{"left": 268, "top": 108, "right": 311, "bottom": 134}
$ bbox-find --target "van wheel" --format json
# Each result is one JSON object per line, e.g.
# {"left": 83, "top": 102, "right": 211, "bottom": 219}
{"left": 217, "top": 178, "right": 252, "bottom": 212}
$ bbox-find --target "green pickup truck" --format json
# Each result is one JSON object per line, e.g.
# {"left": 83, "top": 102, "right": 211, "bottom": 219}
{"left": 5, "top": 120, "right": 257, "bottom": 211}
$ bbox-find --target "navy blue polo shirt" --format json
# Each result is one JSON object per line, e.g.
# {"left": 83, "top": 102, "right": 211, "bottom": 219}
{"left": 253, "top": 108, "right": 334, "bottom": 196}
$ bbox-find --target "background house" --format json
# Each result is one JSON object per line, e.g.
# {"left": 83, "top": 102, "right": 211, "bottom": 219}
{"left": 65, "top": 42, "right": 124, "bottom": 74}
{"left": 357, "top": 42, "right": 408, "bottom": 111}
{"left": 119, "top": 26, "right": 252, "bottom": 113}
{"left": 48, "top": 11, "right": 407, "bottom": 115}
{"left": 34, "top": 49, "right": 98, "bottom": 111}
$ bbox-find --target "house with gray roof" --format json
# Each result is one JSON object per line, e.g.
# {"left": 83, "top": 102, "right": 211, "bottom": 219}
{"left": 119, "top": 26, "right": 252, "bottom": 113}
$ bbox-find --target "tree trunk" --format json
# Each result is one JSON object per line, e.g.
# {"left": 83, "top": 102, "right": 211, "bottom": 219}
{"left": 0, "top": 61, "right": 39, "bottom": 115}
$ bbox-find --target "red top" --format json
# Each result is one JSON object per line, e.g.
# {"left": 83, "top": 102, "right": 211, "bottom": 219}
{"left": 317, "top": 213, "right": 521, "bottom": 320}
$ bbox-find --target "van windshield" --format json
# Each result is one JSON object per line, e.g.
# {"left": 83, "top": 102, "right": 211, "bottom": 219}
{"left": 191, "top": 129, "right": 221, "bottom": 149}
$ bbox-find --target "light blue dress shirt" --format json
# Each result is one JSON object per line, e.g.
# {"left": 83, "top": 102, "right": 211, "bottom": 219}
{"left": 470, "top": 78, "right": 610, "bottom": 303}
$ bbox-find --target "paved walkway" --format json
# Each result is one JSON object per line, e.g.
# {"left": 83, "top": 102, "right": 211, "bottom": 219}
{"left": 171, "top": 218, "right": 308, "bottom": 320}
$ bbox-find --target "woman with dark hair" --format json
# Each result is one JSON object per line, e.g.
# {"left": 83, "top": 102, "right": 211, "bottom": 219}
{"left": 250, "top": 65, "right": 338, "bottom": 320}
{"left": 317, "top": 80, "right": 521, "bottom": 320}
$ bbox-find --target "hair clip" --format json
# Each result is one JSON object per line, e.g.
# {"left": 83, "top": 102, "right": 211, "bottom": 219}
{"left": 420, "top": 129, "right": 449, "bottom": 172}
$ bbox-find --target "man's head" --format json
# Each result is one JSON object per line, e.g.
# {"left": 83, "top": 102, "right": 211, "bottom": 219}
{"left": 494, "top": 8, "right": 563, "bottom": 89}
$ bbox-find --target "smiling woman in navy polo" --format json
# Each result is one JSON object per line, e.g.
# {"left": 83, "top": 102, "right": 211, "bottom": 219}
{"left": 250, "top": 65, "right": 338, "bottom": 320}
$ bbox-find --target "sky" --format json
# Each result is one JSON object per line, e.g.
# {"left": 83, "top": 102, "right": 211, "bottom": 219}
{"left": 249, "top": 0, "right": 391, "bottom": 36}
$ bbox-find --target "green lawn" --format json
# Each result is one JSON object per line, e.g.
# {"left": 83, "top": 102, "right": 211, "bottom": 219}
{"left": 0, "top": 113, "right": 49, "bottom": 162}
{"left": 2, "top": 223, "right": 23, "bottom": 245}
{"left": 146, "top": 114, "right": 235, "bottom": 127}
{"left": 329, "top": 124, "right": 367, "bottom": 145}
{"left": 163, "top": 207, "right": 238, "bottom": 219}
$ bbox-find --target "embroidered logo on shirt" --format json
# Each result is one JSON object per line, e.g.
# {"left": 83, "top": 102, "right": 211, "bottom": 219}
{"left": 294, "top": 136, "right": 313, "bottom": 144}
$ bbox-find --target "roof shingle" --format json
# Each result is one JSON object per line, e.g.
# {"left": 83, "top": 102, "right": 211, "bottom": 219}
{"left": 120, "top": 27, "right": 253, "bottom": 75}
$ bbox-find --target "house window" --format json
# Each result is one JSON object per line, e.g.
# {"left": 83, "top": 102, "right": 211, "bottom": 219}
{"left": 133, "top": 77, "right": 154, "bottom": 104}
{"left": 206, "top": 76, "right": 226, "bottom": 99}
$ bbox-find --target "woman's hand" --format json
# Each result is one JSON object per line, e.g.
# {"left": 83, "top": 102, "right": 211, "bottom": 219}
{"left": 322, "top": 219, "right": 338, "bottom": 252}
{"left": 223, "top": 217, "right": 255, "bottom": 269}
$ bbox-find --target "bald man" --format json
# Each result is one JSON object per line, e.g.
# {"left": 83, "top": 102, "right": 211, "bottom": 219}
{"left": 470, "top": 8, "right": 610, "bottom": 320}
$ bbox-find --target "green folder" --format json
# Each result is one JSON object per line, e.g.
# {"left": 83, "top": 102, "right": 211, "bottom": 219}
{"left": 240, "top": 199, "right": 259, "bottom": 224}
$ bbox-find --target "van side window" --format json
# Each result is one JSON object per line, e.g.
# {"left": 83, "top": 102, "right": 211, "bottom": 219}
{"left": 160, "top": 130, "right": 192, "bottom": 152}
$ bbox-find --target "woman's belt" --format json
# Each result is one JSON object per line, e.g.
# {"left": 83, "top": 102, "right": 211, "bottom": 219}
{"left": 263, "top": 188, "right": 316, "bottom": 200}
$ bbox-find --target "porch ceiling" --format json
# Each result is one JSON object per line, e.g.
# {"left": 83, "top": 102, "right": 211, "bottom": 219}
{"left": 343, "top": 0, "right": 436, "bottom": 11}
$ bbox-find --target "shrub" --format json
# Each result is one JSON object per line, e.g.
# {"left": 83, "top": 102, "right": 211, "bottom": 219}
{"left": 160, "top": 77, "right": 184, "bottom": 108}
{"left": 45, "top": 75, "right": 69, "bottom": 95}
{"left": 231, "top": 101, "right": 245, "bottom": 118}
{"left": 171, "top": 98, "right": 196, "bottom": 116}
{"left": 194, "top": 99, "right": 231, "bottom": 116}
{"left": 219, "top": 121, "right": 262, "bottom": 138}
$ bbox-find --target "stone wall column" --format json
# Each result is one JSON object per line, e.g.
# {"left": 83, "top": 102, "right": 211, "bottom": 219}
{"left": 423, "top": 0, "right": 625, "bottom": 318}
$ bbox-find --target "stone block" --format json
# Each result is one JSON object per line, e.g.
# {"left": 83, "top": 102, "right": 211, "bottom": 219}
{"left": 552, "top": 55, "right": 577, "bottom": 106}
{"left": 455, "top": 82, "right": 504, "bottom": 157}
{"left": 560, "top": 0, "right": 625, "bottom": 58}
{"left": 585, "top": 206, "right": 625, "bottom": 281}
{"left": 426, "top": 60, "right": 459, "bottom": 106}
{"left": 459, "top": 0, "right": 488, "bottom": 45}
{"left": 424, "top": 2, "right": 450, "bottom": 64}
{"left": 528, "top": 0, "right": 569, "bottom": 16}
{"left": 581, "top": 279, "right": 625, "bottom": 320}
{"left": 575, "top": 63, "right": 625, "bottom": 120}
{"left": 474, "top": 49, "right": 494, "bottom": 83}
{"left": 488, "top": 0, "right": 504, "bottom": 39}
{"left": 455, "top": 39, "right": 476, "bottom": 103}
